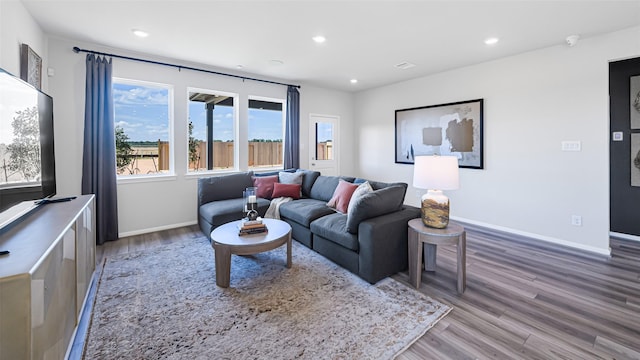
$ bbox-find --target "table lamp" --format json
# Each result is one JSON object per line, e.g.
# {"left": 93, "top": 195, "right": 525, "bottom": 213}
{"left": 413, "top": 155, "right": 460, "bottom": 228}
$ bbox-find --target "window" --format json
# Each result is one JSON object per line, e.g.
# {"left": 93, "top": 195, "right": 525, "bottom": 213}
{"left": 315, "top": 121, "right": 334, "bottom": 160}
{"left": 187, "top": 90, "right": 236, "bottom": 172}
{"left": 113, "top": 79, "right": 172, "bottom": 177}
{"left": 248, "top": 98, "right": 284, "bottom": 169}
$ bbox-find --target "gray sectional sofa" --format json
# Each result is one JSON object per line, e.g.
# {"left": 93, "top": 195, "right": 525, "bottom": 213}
{"left": 197, "top": 169, "right": 420, "bottom": 284}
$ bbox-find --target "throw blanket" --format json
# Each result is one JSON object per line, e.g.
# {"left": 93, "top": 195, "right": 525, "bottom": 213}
{"left": 265, "top": 197, "right": 293, "bottom": 219}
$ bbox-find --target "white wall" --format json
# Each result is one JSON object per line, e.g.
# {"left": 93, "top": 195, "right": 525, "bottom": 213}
{"left": 0, "top": 0, "right": 47, "bottom": 90}
{"left": 299, "top": 86, "right": 355, "bottom": 174}
{"left": 354, "top": 26, "right": 640, "bottom": 254}
{"left": 45, "top": 36, "right": 354, "bottom": 236}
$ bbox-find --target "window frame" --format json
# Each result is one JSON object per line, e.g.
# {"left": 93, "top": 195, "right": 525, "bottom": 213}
{"left": 112, "top": 77, "right": 175, "bottom": 182}
{"left": 186, "top": 87, "right": 239, "bottom": 175}
{"left": 247, "top": 95, "right": 286, "bottom": 171}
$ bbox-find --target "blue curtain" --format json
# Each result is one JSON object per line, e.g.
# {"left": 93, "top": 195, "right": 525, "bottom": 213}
{"left": 284, "top": 86, "right": 300, "bottom": 169}
{"left": 82, "top": 54, "right": 118, "bottom": 244}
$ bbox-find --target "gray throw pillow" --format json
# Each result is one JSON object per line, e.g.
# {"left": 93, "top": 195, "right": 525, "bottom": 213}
{"left": 346, "top": 185, "right": 406, "bottom": 234}
{"left": 347, "top": 181, "right": 373, "bottom": 218}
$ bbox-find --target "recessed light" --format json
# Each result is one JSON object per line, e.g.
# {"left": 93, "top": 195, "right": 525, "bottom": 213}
{"left": 350, "top": 79, "right": 358, "bottom": 84}
{"left": 312, "top": 35, "right": 326, "bottom": 43}
{"left": 484, "top": 37, "right": 499, "bottom": 45}
{"left": 132, "top": 29, "right": 149, "bottom": 38}
{"left": 236, "top": 65, "right": 244, "bottom": 69}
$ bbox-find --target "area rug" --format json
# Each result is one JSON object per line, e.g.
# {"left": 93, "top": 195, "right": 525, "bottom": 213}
{"left": 84, "top": 236, "right": 451, "bottom": 359}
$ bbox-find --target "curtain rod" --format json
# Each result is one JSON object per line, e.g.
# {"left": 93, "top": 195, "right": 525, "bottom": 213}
{"left": 72, "top": 46, "right": 301, "bottom": 89}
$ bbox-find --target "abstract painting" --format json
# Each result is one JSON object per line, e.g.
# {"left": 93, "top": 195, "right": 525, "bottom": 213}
{"left": 632, "top": 133, "right": 640, "bottom": 187}
{"left": 631, "top": 75, "right": 640, "bottom": 130}
{"left": 395, "top": 99, "right": 483, "bottom": 168}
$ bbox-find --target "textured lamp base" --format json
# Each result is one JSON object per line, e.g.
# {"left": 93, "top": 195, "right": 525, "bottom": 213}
{"left": 421, "top": 190, "right": 450, "bottom": 228}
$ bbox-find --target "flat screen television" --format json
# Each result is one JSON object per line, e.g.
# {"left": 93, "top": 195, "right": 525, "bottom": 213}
{"left": 0, "top": 67, "right": 56, "bottom": 216}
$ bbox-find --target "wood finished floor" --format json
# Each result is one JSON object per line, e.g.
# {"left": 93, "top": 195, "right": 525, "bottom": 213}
{"left": 96, "top": 226, "right": 640, "bottom": 360}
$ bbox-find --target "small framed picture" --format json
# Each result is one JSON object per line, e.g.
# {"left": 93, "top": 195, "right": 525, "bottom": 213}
{"left": 20, "top": 44, "right": 42, "bottom": 89}
{"left": 631, "top": 75, "right": 640, "bottom": 130}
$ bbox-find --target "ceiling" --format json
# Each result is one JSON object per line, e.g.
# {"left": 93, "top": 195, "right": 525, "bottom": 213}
{"left": 21, "top": 0, "right": 640, "bottom": 92}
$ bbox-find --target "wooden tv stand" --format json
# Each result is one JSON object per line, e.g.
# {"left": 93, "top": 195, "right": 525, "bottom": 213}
{"left": 0, "top": 195, "right": 96, "bottom": 360}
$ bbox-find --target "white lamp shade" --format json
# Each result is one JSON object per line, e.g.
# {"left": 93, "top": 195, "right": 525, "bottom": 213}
{"left": 413, "top": 155, "right": 460, "bottom": 190}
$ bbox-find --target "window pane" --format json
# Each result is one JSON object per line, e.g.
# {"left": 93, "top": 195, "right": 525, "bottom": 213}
{"left": 188, "top": 91, "right": 235, "bottom": 171}
{"left": 316, "top": 121, "right": 333, "bottom": 160}
{"left": 248, "top": 99, "right": 283, "bottom": 169}
{"left": 113, "top": 81, "right": 171, "bottom": 176}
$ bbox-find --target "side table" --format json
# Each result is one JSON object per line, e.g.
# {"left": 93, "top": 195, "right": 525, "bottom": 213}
{"left": 408, "top": 218, "right": 466, "bottom": 293}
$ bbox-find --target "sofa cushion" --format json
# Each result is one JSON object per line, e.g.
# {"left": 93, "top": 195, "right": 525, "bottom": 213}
{"left": 309, "top": 176, "right": 340, "bottom": 202}
{"left": 309, "top": 175, "right": 356, "bottom": 202}
{"left": 252, "top": 175, "right": 278, "bottom": 199}
{"left": 199, "top": 198, "right": 262, "bottom": 229}
{"left": 311, "top": 213, "right": 359, "bottom": 251}
{"left": 347, "top": 181, "right": 373, "bottom": 218}
{"left": 296, "top": 169, "right": 321, "bottom": 198}
{"left": 346, "top": 184, "right": 407, "bottom": 234}
{"left": 198, "top": 172, "right": 254, "bottom": 204}
{"left": 254, "top": 169, "right": 319, "bottom": 198}
{"left": 272, "top": 183, "right": 301, "bottom": 200}
{"left": 327, "top": 180, "right": 359, "bottom": 214}
{"left": 279, "top": 198, "right": 335, "bottom": 227}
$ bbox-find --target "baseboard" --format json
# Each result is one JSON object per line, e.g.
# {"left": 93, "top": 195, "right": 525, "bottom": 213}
{"left": 451, "top": 216, "right": 611, "bottom": 257}
{"left": 610, "top": 231, "right": 640, "bottom": 242}
{"left": 118, "top": 220, "right": 198, "bottom": 238}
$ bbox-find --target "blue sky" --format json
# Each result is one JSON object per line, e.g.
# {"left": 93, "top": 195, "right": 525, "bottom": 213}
{"left": 113, "top": 83, "right": 285, "bottom": 142}
{"left": 316, "top": 122, "right": 333, "bottom": 143}
{"left": 113, "top": 83, "right": 169, "bottom": 142}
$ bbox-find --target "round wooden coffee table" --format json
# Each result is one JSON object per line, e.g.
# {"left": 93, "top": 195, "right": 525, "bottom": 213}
{"left": 210, "top": 218, "right": 292, "bottom": 288}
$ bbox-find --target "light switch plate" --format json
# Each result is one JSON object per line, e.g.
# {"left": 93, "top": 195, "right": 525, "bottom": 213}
{"left": 613, "top": 132, "right": 623, "bottom": 141}
{"left": 561, "top": 141, "right": 581, "bottom": 151}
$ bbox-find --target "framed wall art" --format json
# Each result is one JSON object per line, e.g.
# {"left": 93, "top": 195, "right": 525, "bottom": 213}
{"left": 632, "top": 133, "right": 640, "bottom": 187}
{"left": 20, "top": 44, "right": 42, "bottom": 90}
{"left": 395, "top": 98, "right": 484, "bottom": 169}
{"left": 631, "top": 75, "right": 640, "bottom": 129}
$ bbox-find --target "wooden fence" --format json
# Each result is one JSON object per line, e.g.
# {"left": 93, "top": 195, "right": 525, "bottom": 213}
{"left": 316, "top": 141, "right": 333, "bottom": 160}
{"left": 157, "top": 141, "right": 283, "bottom": 171}
{"left": 122, "top": 140, "right": 330, "bottom": 173}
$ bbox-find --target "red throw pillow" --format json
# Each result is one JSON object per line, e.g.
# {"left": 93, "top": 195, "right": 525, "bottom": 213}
{"left": 327, "top": 180, "right": 359, "bottom": 214}
{"left": 272, "top": 182, "right": 301, "bottom": 200}
{"left": 252, "top": 175, "right": 279, "bottom": 199}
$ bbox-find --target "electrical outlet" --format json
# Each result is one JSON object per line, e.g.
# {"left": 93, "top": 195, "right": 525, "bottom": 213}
{"left": 571, "top": 215, "right": 582, "bottom": 226}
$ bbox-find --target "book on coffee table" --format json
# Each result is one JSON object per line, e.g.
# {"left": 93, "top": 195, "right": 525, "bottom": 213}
{"left": 238, "top": 218, "right": 267, "bottom": 235}
{"left": 238, "top": 225, "right": 268, "bottom": 235}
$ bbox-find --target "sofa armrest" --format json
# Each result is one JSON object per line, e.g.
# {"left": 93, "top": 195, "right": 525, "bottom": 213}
{"left": 357, "top": 205, "right": 420, "bottom": 284}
